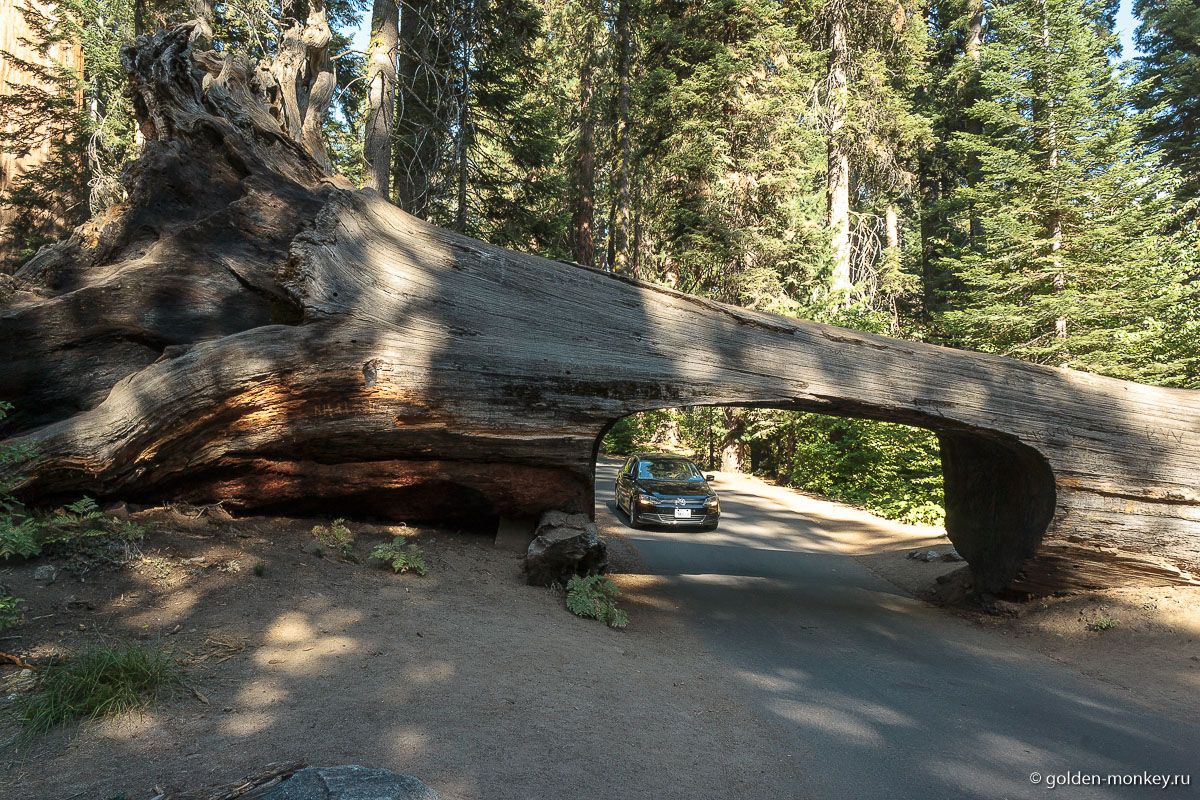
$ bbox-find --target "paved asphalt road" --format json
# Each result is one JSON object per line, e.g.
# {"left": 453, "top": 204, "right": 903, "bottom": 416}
{"left": 594, "top": 459, "right": 1200, "bottom": 800}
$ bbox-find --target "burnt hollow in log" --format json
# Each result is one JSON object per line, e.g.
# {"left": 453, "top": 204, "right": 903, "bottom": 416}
{"left": 1, "top": 26, "right": 1199, "bottom": 595}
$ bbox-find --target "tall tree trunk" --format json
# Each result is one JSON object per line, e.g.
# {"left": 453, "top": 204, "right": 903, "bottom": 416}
{"left": 719, "top": 407, "right": 747, "bottom": 473}
{"left": 885, "top": 204, "right": 900, "bottom": 262}
{"left": 394, "top": 0, "right": 440, "bottom": 216}
{"left": 454, "top": 0, "right": 471, "bottom": 233}
{"left": 966, "top": 0, "right": 984, "bottom": 246}
{"left": 966, "top": 0, "right": 983, "bottom": 65}
{"left": 778, "top": 418, "right": 796, "bottom": 486}
{"left": 611, "top": 0, "right": 633, "bottom": 274}
{"left": 363, "top": 0, "right": 399, "bottom": 195}
{"left": 1037, "top": 0, "right": 1065, "bottom": 344}
{"left": 919, "top": 164, "right": 941, "bottom": 319}
{"left": 571, "top": 16, "right": 596, "bottom": 266}
{"left": 826, "top": 0, "right": 852, "bottom": 297}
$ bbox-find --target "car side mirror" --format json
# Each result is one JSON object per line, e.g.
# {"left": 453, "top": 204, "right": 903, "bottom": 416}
{"left": 705, "top": 474, "right": 715, "bottom": 482}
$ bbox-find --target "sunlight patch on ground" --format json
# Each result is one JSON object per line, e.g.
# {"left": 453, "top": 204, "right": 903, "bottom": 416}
{"left": 772, "top": 699, "right": 885, "bottom": 746}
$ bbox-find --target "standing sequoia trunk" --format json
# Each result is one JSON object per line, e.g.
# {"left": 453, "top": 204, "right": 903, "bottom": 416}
{"left": 571, "top": 13, "right": 597, "bottom": 267}
{"left": 2, "top": 27, "right": 1200, "bottom": 597}
{"left": 363, "top": 0, "right": 399, "bottom": 194}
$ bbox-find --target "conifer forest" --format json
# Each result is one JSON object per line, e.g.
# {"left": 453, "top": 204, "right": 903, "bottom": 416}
{"left": 1, "top": 0, "right": 1197, "bottom": 524}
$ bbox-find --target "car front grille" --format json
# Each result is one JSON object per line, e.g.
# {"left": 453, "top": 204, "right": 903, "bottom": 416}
{"left": 641, "top": 510, "right": 719, "bottom": 525}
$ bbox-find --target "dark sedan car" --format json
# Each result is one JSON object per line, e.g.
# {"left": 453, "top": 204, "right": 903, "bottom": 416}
{"left": 614, "top": 453, "right": 720, "bottom": 530}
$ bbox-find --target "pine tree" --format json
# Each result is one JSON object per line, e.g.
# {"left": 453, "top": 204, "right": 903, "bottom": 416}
{"left": 939, "top": 0, "right": 1178, "bottom": 380}
{"left": 1133, "top": 0, "right": 1200, "bottom": 207}
{"left": 638, "top": 0, "right": 827, "bottom": 309}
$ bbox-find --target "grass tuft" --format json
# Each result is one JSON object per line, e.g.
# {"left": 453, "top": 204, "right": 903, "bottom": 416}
{"left": 16, "top": 640, "right": 181, "bottom": 734}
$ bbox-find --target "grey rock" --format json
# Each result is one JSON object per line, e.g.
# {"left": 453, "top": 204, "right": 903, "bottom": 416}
{"left": 940, "top": 549, "right": 964, "bottom": 562}
{"left": 303, "top": 538, "right": 327, "bottom": 556}
{"left": 535, "top": 510, "right": 592, "bottom": 534}
{"left": 32, "top": 564, "right": 57, "bottom": 583}
{"left": 257, "top": 766, "right": 439, "bottom": 800}
{"left": 907, "top": 549, "right": 942, "bottom": 562}
{"left": 525, "top": 510, "right": 608, "bottom": 586}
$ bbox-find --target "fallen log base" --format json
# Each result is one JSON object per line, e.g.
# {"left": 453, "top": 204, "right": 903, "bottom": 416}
{"left": 2, "top": 26, "right": 1199, "bottom": 597}
{"left": 1008, "top": 543, "right": 1200, "bottom": 596}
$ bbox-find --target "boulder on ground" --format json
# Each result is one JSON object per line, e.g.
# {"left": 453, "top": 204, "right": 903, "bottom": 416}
{"left": 524, "top": 511, "right": 608, "bottom": 586}
{"left": 257, "top": 765, "right": 439, "bottom": 800}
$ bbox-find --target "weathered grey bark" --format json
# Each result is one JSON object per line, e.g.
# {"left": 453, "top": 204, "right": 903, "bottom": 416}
{"left": 363, "top": 0, "right": 399, "bottom": 195}
{"left": 271, "top": 0, "right": 334, "bottom": 173}
{"left": 2, "top": 27, "right": 1199, "bottom": 597}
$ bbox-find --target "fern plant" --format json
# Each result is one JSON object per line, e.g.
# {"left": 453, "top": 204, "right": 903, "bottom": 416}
{"left": 565, "top": 575, "right": 628, "bottom": 629}
{"left": 370, "top": 536, "right": 427, "bottom": 575}
{"left": 0, "top": 590, "right": 24, "bottom": 632}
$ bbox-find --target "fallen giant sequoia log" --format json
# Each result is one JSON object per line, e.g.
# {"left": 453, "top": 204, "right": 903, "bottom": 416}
{"left": 2, "top": 27, "right": 1198, "bottom": 594}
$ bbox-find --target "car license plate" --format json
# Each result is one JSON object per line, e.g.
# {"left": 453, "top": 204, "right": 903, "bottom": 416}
{"left": 674, "top": 509, "right": 692, "bottom": 519}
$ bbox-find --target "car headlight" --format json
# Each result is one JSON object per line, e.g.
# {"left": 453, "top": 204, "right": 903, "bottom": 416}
{"left": 637, "top": 494, "right": 658, "bottom": 505}
{"left": 704, "top": 497, "right": 720, "bottom": 511}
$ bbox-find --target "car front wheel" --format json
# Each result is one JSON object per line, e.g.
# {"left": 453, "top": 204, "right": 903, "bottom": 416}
{"left": 627, "top": 497, "right": 640, "bottom": 529}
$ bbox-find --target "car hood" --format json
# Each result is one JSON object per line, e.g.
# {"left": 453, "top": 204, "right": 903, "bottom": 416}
{"left": 635, "top": 480, "right": 715, "bottom": 498}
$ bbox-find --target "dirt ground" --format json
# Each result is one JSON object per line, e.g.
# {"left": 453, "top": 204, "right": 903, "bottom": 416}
{"left": 2, "top": 480, "right": 1198, "bottom": 800}
{"left": 0, "top": 507, "right": 807, "bottom": 800}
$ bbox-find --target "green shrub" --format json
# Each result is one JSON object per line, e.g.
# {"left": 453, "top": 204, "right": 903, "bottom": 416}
{"left": 1088, "top": 614, "right": 1119, "bottom": 631}
{"left": 312, "top": 518, "right": 355, "bottom": 560}
{"left": 370, "top": 536, "right": 427, "bottom": 575}
{"left": 16, "top": 640, "right": 181, "bottom": 734}
{"left": 565, "top": 574, "right": 628, "bottom": 629}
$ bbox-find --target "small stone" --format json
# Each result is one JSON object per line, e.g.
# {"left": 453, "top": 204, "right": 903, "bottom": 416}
{"left": 302, "top": 538, "right": 326, "bottom": 556}
{"left": 32, "top": 564, "right": 57, "bottom": 584}
{"left": 940, "top": 549, "right": 964, "bottom": 562}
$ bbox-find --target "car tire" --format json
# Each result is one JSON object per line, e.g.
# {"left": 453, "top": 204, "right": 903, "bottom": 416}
{"left": 628, "top": 499, "right": 640, "bottom": 529}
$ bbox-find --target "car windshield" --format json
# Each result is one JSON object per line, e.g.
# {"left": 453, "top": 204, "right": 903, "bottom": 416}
{"left": 637, "top": 458, "right": 704, "bottom": 481}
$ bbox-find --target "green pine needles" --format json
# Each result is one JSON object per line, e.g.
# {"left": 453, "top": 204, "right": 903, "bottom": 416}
{"left": 565, "top": 574, "right": 628, "bottom": 629}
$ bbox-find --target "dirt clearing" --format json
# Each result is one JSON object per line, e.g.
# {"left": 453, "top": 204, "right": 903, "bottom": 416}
{"left": 1, "top": 509, "right": 805, "bottom": 800}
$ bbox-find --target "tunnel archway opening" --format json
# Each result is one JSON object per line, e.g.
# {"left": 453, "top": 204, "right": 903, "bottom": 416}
{"left": 593, "top": 405, "right": 1058, "bottom": 594}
